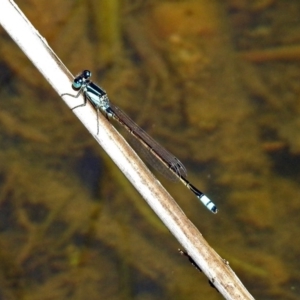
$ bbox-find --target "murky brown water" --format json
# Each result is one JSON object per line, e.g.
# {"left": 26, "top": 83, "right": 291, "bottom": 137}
{"left": 0, "top": 0, "right": 300, "bottom": 299}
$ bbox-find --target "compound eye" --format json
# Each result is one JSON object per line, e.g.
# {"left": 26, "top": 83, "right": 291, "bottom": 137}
{"left": 82, "top": 70, "right": 91, "bottom": 79}
{"left": 73, "top": 77, "right": 83, "bottom": 89}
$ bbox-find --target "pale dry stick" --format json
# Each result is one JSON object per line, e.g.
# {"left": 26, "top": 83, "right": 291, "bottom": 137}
{"left": 0, "top": 1, "right": 255, "bottom": 299}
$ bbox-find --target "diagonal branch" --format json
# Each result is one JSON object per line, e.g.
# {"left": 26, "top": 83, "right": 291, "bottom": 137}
{"left": 0, "top": 1, "right": 254, "bottom": 299}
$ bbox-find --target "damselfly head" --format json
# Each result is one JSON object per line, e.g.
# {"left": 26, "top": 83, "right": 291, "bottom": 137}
{"left": 72, "top": 70, "right": 92, "bottom": 89}
{"left": 72, "top": 76, "right": 84, "bottom": 89}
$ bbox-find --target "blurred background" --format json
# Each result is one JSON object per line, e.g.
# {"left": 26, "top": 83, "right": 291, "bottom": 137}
{"left": 0, "top": 0, "right": 300, "bottom": 299}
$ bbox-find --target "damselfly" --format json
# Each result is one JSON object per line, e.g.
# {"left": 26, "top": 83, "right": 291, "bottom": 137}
{"left": 63, "top": 70, "right": 217, "bottom": 213}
